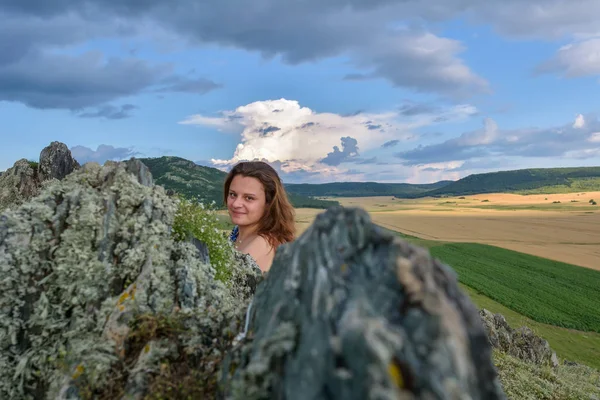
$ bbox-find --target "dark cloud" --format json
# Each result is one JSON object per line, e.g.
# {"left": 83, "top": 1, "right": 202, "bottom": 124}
{"left": 0, "top": 10, "right": 220, "bottom": 110}
{"left": 0, "top": 0, "right": 491, "bottom": 106}
{"left": 321, "top": 136, "right": 360, "bottom": 166}
{"left": 395, "top": 115, "right": 600, "bottom": 165}
{"left": 258, "top": 125, "right": 281, "bottom": 136}
{"left": 2, "top": 0, "right": 594, "bottom": 109}
{"left": 70, "top": 144, "right": 139, "bottom": 164}
{"left": 382, "top": 140, "right": 399, "bottom": 148}
{"left": 355, "top": 156, "right": 378, "bottom": 164}
{"left": 0, "top": 51, "right": 169, "bottom": 109}
{"left": 75, "top": 104, "right": 137, "bottom": 119}
{"left": 343, "top": 73, "right": 371, "bottom": 81}
{"left": 398, "top": 102, "right": 441, "bottom": 116}
{"left": 155, "top": 76, "right": 222, "bottom": 94}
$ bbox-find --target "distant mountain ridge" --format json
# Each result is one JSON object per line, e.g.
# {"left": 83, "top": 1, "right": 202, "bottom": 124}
{"left": 284, "top": 166, "right": 600, "bottom": 198}
{"left": 284, "top": 181, "right": 453, "bottom": 198}
{"left": 417, "top": 166, "right": 600, "bottom": 198}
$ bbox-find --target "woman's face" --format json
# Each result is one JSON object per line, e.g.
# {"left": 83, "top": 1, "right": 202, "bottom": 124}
{"left": 227, "top": 174, "right": 268, "bottom": 227}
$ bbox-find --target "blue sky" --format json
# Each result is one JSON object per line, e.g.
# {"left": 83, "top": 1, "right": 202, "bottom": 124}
{"left": 1, "top": 1, "right": 599, "bottom": 184}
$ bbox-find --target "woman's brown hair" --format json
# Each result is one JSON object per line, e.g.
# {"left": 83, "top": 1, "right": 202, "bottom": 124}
{"left": 223, "top": 161, "right": 296, "bottom": 247}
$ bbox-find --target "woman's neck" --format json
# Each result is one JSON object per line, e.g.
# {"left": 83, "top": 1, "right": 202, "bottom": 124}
{"left": 237, "top": 224, "right": 259, "bottom": 244}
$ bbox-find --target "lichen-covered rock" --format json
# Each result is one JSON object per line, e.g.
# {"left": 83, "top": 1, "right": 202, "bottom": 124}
{"left": 0, "top": 159, "right": 260, "bottom": 400}
{"left": 0, "top": 141, "right": 80, "bottom": 212}
{"left": 479, "top": 309, "right": 558, "bottom": 368}
{"left": 38, "top": 141, "right": 80, "bottom": 182}
{"left": 222, "top": 206, "right": 506, "bottom": 399}
{"left": 0, "top": 159, "right": 41, "bottom": 211}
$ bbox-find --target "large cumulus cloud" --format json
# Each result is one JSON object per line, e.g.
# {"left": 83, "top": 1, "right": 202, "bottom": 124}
{"left": 179, "top": 98, "right": 477, "bottom": 182}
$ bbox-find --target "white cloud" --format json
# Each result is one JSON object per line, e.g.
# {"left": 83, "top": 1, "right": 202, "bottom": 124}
{"left": 70, "top": 144, "right": 139, "bottom": 164}
{"left": 537, "top": 37, "right": 600, "bottom": 78}
{"left": 180, "top": 98, "right": 477, "bottom": 178}
{"left": 589, "top": 132, "right": 600, "bottom": 142}
{"left": 574, "top": 114, "right": 586, "bottom": 128}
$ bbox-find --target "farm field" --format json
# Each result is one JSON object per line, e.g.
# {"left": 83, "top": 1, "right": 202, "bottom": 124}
{"left": 295, "top": 191, "right": 600, "bottom": 271}
{"left": 292, "top": 192, "right": 600, "bottom": 368}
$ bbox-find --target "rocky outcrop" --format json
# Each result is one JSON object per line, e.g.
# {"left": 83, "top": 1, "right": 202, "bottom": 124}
{"left": 0, "top": 157, "right": 505, "bottom": 399}
{"left": 38, "top": 141, "right": 80, "bottom": 181}
{"left": 222, "top": 207, "right": 505, "bottom": 399}
{"left": 0, "top": 141, "right": 80, "bottom": 212}
{"left": 479, "top": 309, "right": 559, "bottom": 368}
{"left": 0, "top": 159, "right": 261, "bottom": 399}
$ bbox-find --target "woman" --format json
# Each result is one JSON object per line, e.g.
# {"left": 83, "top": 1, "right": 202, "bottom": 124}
{"left": 224, "top": 161, "right": 296, "bottom": 273}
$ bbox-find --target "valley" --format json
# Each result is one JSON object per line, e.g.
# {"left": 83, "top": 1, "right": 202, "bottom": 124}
{"left": 295, "top": 192, "right": 600, "bottom": 271}
{"left": 293, "top": 191, "right": 600, "bottom": 368}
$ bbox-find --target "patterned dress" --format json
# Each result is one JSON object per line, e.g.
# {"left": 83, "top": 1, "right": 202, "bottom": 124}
{"left": 229, "top": 225, "right": 239, "bottom": 243}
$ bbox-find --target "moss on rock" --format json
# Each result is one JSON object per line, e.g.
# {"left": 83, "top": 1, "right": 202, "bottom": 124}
{"left": 0, "top": 159, "right": 261, "bottom": 400}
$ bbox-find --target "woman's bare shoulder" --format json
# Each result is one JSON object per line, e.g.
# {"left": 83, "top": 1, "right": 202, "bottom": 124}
{"left": 245, "top": 235, "right": 275, "bottom": 272}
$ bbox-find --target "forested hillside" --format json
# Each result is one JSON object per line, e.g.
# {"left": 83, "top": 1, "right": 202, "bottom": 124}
{"left": 285, "top": 181, "right": 452, "bottom": 197}
{"left": 413, "top": 166, "right": 600, "bottom": 198}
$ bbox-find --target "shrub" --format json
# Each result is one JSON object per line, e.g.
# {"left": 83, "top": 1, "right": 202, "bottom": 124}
{"left": 172, "top": 196, "right": 235, "bottom": 281}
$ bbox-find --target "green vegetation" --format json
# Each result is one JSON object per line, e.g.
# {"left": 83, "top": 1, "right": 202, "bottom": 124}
{"left": 428, "top": 243, "right": 600, "bottom": 332}
{"left": 172, "top": 196, "right": 235, "bottom": 281}
{"left": 139, "top": 156, "right": 338, "bottom": 209}
{"left": 28, "top": 160, "right": 39, "bottom": 170}
{"left": 493, "top": 349, "right": 600, "bottom": 399}
{"left": 285, "top": 180, "right": 452, "bottom": 197}
{"left": 462, "top": 285, "right": 600, "bottom": 369}
{"left": 408, "top": 166, "right": 600, "bottom": 198}
{"left": 382, "top": 228, "right": 600, "bottom": 368}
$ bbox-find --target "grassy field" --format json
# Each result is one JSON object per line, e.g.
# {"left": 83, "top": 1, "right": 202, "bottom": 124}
{"left": 429, "top": 242, "right": 600, "bottom": 332}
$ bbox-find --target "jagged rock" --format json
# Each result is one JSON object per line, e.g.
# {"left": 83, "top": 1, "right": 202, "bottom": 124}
{"left": 0, "top": 158, "right": 261, "bottom": 400}
{"left": 38, "top": 141, "right": 80, "bottom": 182}
{"left": 479, "top": 309, "right": 558, "bottom": 368}
{"left": 222, "top": 207, "right": 506, "bottom": 399}
{"left": 0, "top": 141, "right": 80, "bottom": 212}
{"left": 0, "top": 159, "right": 40, "bottom": 210}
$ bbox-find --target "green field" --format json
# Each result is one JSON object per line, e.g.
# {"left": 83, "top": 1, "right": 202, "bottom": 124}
{"left": 383, "top": 228, "right": 600, "bottom": 369}
{"left": 462, "top": 285, "right": 600, "bottom": 369}
{"left": 428, "top": 243, "right": 600, "bottom": 332}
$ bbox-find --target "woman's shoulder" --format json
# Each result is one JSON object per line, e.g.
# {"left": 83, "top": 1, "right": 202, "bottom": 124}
{"left": 248, "top": 234, "right": 275, "bottom": 253}
{"left": 245, "top": 234, "right": 276, "bottom": 272}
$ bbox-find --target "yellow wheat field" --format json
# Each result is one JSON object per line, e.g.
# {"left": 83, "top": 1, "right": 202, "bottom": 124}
{"left": 294, "top": 191, "right": 600, "bottom": 271}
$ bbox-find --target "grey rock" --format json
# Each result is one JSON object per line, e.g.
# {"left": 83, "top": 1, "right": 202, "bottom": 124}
{"left": 38, "top": 141, "right": 80, "bottom": 182}
{"left": 0, "top": 141, "right": 80, "bottom": 212}
{"left": 0, "top": 159, "right": 260, "bottom": 400}
{"left": 222, "top": 206, "right": 506, "bottom": 400}
{"left": 479, "top": 309, "right": 558, "bottom": 367}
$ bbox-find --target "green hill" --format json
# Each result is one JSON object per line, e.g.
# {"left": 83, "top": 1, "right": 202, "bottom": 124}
{"left": 285, "top": 181, "right": 452, "bottom": 197}
{"left": 408, "top": 166, "right": 600, "bottom": 198}
{"left": 138, "top": 156, "right": 338, "bottom": 209}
